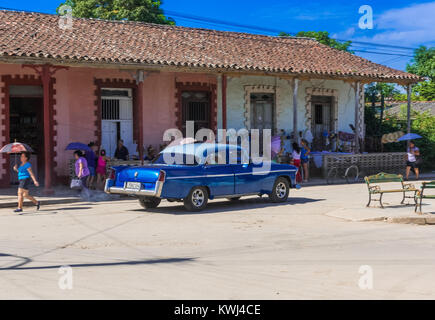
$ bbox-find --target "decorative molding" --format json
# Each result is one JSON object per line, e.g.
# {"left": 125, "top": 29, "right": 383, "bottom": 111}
{"left": 175, "top": 81, "right": 218, "bottom": 132}
{"left": 243, "top": 85, "right": 279, "bottom": 130}
{"left": 305, "top": 87, "right": 339, "bottom": 132}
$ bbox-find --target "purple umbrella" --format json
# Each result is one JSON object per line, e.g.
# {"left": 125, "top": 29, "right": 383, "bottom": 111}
{"left": 65, "top": 142, "right": 92, "bottom": 152}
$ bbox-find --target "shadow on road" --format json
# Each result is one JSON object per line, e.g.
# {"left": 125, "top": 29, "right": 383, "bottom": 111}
{"left": 0, "top": 253, "right": 194, "bottom": 271}
{"left": 130, "top": 196, "right": 325, "bottom": 215}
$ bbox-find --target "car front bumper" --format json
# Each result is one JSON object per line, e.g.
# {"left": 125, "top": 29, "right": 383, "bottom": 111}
{"left": 105, "top": 179, "right": 164, "bottom": 198}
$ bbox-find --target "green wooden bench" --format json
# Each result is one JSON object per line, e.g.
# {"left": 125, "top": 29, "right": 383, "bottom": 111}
{"left": 415, "top": 181, "right": 435, "bottom": 214}
{"left": 365, "top": 173, "right": 419, "bottom": 209}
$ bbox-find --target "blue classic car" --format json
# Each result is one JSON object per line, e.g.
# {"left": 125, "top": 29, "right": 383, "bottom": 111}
{"left": 105, "top": 143, "right": 300, "bottom": 211}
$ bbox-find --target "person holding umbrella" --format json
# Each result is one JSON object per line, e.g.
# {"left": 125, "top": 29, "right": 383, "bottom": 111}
{"left": 406, "top": 141, "right": 421, "bottom": 180}
{"left": 397, "top": 134, "right": 423, "bottom": 181}
{"left": 13, "top": 152, "right": 40, "bottom": 213}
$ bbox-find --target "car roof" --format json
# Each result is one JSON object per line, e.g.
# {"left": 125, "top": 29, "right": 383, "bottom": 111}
{"left": 161, "top": 143, "right": 243, "bottom": 157}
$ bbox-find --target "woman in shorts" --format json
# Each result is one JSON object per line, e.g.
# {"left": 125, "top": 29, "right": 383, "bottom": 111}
{"left": 13, "top": 151, "right": 40, "bottom": 213}
{"left": 406, "top": 141, "right": 421, "bottom": 180}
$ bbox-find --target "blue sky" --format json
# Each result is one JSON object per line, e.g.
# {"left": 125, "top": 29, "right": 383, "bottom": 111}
{"left": 1, "top": 0, "right": 434, "bottom": 71}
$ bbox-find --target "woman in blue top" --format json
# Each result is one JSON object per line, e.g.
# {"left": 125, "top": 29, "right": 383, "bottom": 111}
{"left": 13, "top": 151, "right": 40, "bottom": 213}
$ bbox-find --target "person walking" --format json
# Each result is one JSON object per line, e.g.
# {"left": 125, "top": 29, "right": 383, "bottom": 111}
{"left": 85, "top": 142, "right": 97, "bottom": 189}
{"left": 13, "top": 151, "right": 40, "bottom": 213}
{"left": 96, "top": 149, "right": 108, "bottom": 189}
{"left": 406, "top": 141, "right": 421, "bottom": 180}
{"left": 74, "top": 150, "right": 91, "bottom": 195}
{"left": 291, "top": 142, "right": 303, "bottom": 183}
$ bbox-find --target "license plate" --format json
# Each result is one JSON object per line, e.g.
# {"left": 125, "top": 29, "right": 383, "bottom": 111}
{"left": 126, "top": 182, "right": 141, "bottom": 190}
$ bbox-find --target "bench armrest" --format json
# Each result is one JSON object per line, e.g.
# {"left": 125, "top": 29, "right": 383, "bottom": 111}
{"left": 369, "top": 185, "right": 381, "bottom": 193}
{"left": 403, "top": 183, "right": 416, "bottom": 190}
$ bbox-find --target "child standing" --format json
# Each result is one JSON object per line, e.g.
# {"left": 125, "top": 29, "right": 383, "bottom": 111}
{"left": 96, "top": 149, "right": 108, "bottom": 189}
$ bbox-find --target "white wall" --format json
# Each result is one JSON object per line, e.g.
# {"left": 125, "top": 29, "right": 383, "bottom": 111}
{"left": 224, "top": 75, "right": 359, "bottom": 135}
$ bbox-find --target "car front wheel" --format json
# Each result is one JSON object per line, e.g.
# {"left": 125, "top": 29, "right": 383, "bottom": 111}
{"left": 184, "top": 187, "right": 209, "bottom": 212}
{"left": 269, "top": 177, "right": 290, "bottom": 203}
{"left": 139, "top": 197, "right": 161, "bottom": 210}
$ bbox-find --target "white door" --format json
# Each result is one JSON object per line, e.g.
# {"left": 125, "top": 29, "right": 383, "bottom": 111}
{"left": 120, "top": 120, "right": 135, "bottom": 156}
{"left": 101, "top": 121, "right": 117, "bottom": 157}
{"left": 101, "top": 89, "right": 135, "bottom": 158}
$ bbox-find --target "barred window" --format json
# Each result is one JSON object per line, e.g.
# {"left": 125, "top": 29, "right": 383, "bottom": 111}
{"left": 102, "top": 99, "right": 120, "bottom": 120}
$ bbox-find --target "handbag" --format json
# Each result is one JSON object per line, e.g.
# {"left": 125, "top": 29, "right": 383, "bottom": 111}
{"left": 415, "top": 155, "right": 423, "bottom": 166}
{"left": 70, "top": 178, "right": 83, "bottom": 190}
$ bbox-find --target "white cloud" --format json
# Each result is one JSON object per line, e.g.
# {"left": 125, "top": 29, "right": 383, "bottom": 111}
{"left": 356, "top": 2, "right": 435, "bottom": 47}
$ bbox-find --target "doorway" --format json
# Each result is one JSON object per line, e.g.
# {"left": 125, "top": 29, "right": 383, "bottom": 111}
{"left": 250, "top": 93, "right": 274, "bottom": 153}
{"left": 181, "top": 91, "right": 211, "bottom": 134}
{"left": 311, "top": 96, "right": 334, "bottom": 151}
{"left": 101, "top": 89, "right": 134, "bottom": 158}
{"left": 9, "top": 85, "right": 44, "bottom": 184}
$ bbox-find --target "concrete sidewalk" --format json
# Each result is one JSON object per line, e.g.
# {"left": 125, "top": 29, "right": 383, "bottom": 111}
{"left": 325, "top": 181, "right": 435, "bottom": 225}
{"left": 0, "top": 186, "right": 119, "bottom": 209}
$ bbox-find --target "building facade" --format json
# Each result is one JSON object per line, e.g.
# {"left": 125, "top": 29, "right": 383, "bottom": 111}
{"left": 0, "top": 10, "right": 421, "bottom": 189}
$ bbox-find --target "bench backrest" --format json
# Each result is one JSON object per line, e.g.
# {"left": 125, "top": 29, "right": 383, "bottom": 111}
{"left": 423, "top": 181, "right": 435, "bottom": 189}
{"left": 365, "top": 172, "right": 403, "bottom": 184}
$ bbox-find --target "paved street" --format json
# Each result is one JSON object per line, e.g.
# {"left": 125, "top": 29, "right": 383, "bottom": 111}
{"left": 0, "top": 183, "right": 434, "bottom": 300}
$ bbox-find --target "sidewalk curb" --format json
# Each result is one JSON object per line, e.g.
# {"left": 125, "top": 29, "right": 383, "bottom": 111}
{"left": 387, "top": 216, "right": 435, "bottom": 225}
{"left": 0, "top": 198, "right": 82, "bottom": 209}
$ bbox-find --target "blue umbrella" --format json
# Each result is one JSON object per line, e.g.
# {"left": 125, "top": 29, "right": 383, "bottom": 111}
{"left": 65, "top": 142, "right": 92, "bottom": 152}
{"left": 397, "top": 133, "right": 422, "bottom": 142}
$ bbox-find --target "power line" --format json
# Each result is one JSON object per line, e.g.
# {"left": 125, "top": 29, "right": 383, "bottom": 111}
{"left": 0, "top": 5, "right": 421, "bottom": 56}
{"left": 162, "top": 9, "right": 419, "bottom": 52}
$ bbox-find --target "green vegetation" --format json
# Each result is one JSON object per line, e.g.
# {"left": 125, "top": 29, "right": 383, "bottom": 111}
{"left": 406, "top": 46, "right": 435, "bottom": 101}
{"left": 279, "top": 31, "right": 353, "bottom": 52}
{"left": 57, "top": 0, "right": 175, "bottom": 24}
{"left": 365, "top": 106, "right": 435, "bottom": 169}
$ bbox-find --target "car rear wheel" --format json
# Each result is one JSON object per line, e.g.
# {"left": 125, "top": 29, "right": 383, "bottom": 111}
{"left": 184, "top": 187, "right": 209, "bottom": 212}
{"left": 269, "top": 177, "right": 290, "bottom": 203}
{"left": 139, "top": 197, "right": 161, "bottom": 210}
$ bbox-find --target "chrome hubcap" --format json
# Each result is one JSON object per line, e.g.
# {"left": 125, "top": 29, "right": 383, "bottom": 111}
{"left": 276, "top": 182, "right": 287, "bottom": 199}
{"left": 192, "top": 189, "right": 205, "bottom": 207}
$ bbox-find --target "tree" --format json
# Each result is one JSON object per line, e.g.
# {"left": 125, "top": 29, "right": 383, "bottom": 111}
{"left": 57, "top": 0, "right": 175, "bottom": 25}
{"left": 280, "top": 31, "right": 353, "bottom": 52}
{"left": 406, "top": 46, "right": 435, "bottom": 101}
{"left": 364, "top": 82, "right": 400, "bottom": 132}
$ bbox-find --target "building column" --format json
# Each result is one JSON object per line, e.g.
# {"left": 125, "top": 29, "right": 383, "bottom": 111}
{"left": 406, "top": 83, "right": 414, "bottom": 149}
{"left": 135, "top": 70, "right": 145, "bottom": 164}
{"left": 354, "top": 81, "right": 361, "bottom": 153}
{"left": 222, "top": 74, "right": 227, "bottom": 130}
{"left": 293, "top": 78, "right": 299, "bottom": 139}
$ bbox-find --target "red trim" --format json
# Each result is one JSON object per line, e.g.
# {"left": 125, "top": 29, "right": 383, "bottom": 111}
{"left": 0, "top": 74, "right": 43, "bottom": 188}
{"left": 93, "top": 78, "right": 138, "bottom": 148}
{"left": 175, "top": 82, "right": 218, "bottom": 132}
{"left": 222, "top": 75, "right": 227, "bottom": 130}
{"left": 21, "top": 64, "right": 66, "bottom": 193}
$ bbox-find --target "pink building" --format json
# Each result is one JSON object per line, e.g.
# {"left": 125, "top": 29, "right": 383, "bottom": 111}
{"left": 0, "top": 10, "right": 421, "bottom": 191}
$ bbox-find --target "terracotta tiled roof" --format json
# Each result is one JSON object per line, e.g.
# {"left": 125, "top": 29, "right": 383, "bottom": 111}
{"left": 0, "top": 10, "right": 422, "bottom": 82}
